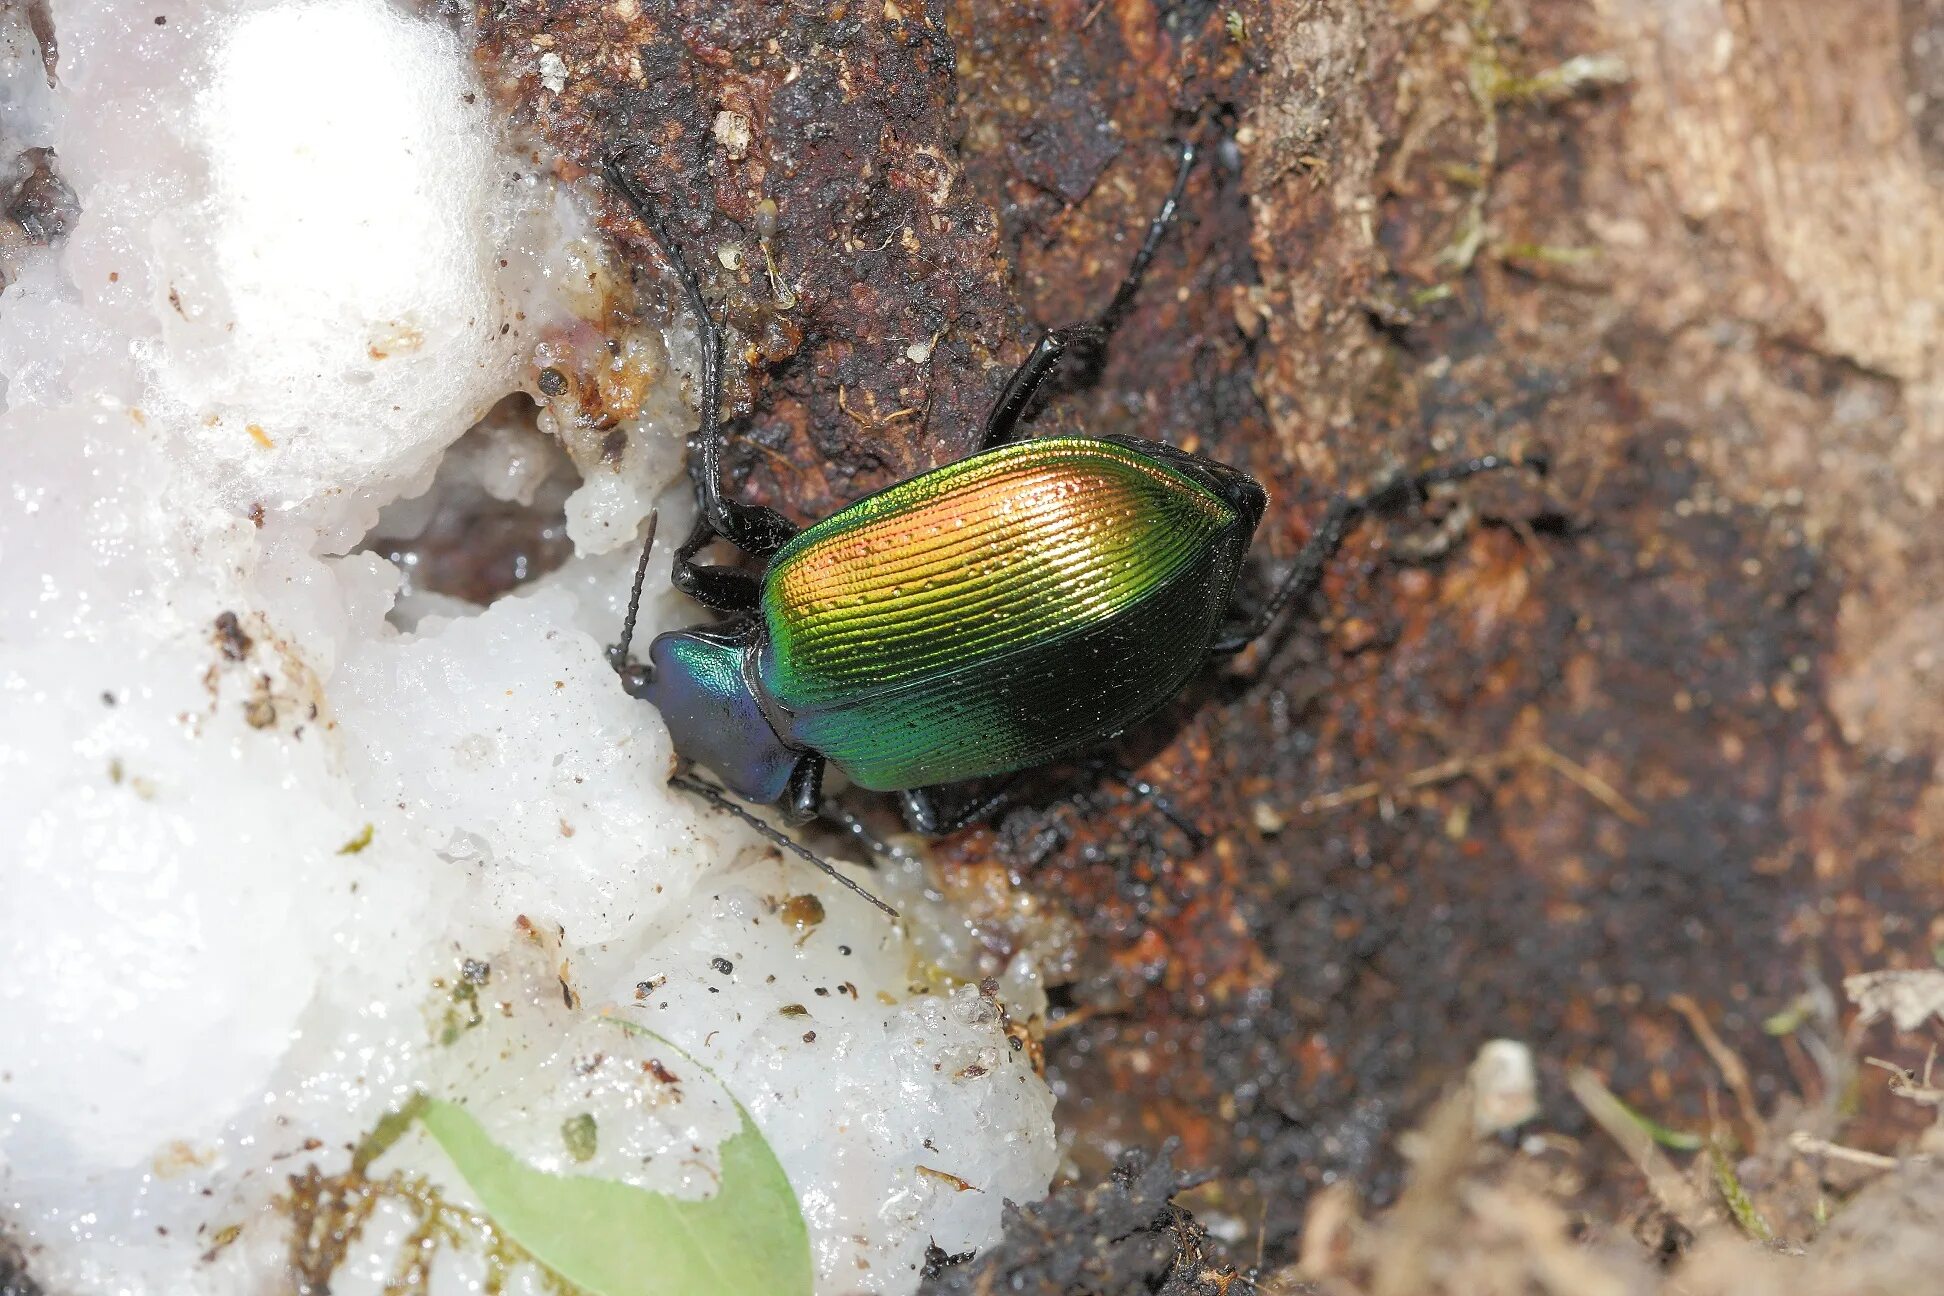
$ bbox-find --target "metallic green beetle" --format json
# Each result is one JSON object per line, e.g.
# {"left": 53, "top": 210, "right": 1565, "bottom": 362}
{"left": 602, "top": 143, "right": 1529, "bottom": 912}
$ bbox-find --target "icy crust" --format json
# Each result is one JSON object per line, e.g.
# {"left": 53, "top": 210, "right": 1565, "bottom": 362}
{"left": 333, "top": 584, "right": 694, "bottom": 944}
{"left": 158, "top": 1, "right": 516, "bottom": 525}
{"left": 0, "top": 2, "right": 1056, "bottom": 1292}
{"left": 295, "top": 867, "right": 1055, "bottom": 1293}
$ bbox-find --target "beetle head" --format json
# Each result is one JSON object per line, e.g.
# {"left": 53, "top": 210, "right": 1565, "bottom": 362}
{"left": 640, "top": 626, "right": 799, "bottom": 805}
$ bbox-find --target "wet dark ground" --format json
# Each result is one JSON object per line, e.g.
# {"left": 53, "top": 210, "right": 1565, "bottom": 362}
{"left": 457, "top": 0, "right": 1944, "bottom": 1282}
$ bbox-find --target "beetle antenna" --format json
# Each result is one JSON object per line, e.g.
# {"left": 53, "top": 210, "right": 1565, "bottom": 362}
{"left": 671, "top": 771, "right": 900, "bottom": 918}
{"left": 609, "top": 509, "right": 659, "bottom": 673}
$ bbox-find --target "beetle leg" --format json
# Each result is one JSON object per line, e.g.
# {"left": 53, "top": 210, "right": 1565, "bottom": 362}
{"left": 782, "top": 754, "right": 825, "bottom": 826}
{"left": 979, "top": 325, "right": 1105, "bottom": 447}
{"left": 603, "top": 154, "right": 798, "bottom": 561}
{"left": 897, "top": 779, "right": 1020, "bottom": 837}
{"left": 979, "top": 138, "right": 1200, "bottom": 449}
{"left": 1109, "top": 767, "right": 1208, "bottom": 852}
{"left": 669, "top": 514, "right": 764, "bottom": 613}
{"left": 817, "top": 799, "right": 928, "bottom": 869}
{"left": 1211, "top": 451, "right": 1545, "bottom": 655}
{"left": 1209, "top": 493, "right": 1360, "bottom": 656}
{"left": 1046, "top": 754, "right": 1207, "bottom": 850}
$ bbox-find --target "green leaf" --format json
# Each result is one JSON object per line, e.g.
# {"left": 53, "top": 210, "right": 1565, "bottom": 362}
{"left": 1606, "top": 1092, "right": 1704, "bottom": 1152}
{"left": 418, "top": 1089, "right": 812, "bottom": 1296}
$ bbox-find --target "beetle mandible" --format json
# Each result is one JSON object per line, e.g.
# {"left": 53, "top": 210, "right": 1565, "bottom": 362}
{"left": 600, "top": 139, "right": 1537, "bottom": 915}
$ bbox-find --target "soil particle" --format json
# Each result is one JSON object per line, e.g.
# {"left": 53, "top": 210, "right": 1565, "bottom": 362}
{"left": 915, "top": 1147, "right": 1245, "bottom": 1296}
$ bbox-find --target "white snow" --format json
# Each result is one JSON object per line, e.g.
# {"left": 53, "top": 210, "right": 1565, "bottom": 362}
{"left": 0, "top": 2, "right": 1056, "bottom": 1292}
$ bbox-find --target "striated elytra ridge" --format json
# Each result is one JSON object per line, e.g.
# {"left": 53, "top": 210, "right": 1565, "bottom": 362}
{"left": 757, "top": 436, "right": 1258, "bottom": 791}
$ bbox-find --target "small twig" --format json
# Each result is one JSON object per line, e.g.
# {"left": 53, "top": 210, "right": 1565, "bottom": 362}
{"left": 836, "top": 385, "right": 921, "bottom": 435}
{"left": 1301, "top": 751, "right": 1511, "bottom": 814}
{"left": 1568, "top": 1069, "right": 1707, "bottom": 1227}
{"left": 760, "top": 237, "right": 794, "bottom": 310}
{"left": 1669, "top": 992, "right": 1765, "bottom": 1146}
{"left": 1865, "top": 1056, "right": 1944, "bottom": 1106}
{"left": 1528, "top": 743, "right": 1647, "bottom": 825}
{"left": 1371, "top": 1089, "right": 1476, "bottom": 1296}
{"left": 1296, "top": 741, "right": 1645, "bottom": 824}
{"left": 1041, "top": 1002, "right": 1107, "bottom": 1037}
{"left": 1291, "top": 1182, "right": 1356, "bottom": 1281}
{"left": 1787, "top": 1131, "right": 1900, "bottom": 1171}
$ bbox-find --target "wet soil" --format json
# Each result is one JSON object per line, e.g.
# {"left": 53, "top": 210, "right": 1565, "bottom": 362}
{"left": 474, "top": 0, "right": 1944, "bottom": 1273}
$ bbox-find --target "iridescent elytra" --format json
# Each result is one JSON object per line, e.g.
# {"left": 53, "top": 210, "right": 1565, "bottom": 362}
{"left": 601, "top": 140, "right": 1534, "bottom": 915}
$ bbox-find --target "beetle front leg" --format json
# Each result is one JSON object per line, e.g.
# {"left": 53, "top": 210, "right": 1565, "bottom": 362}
{"left": 669, "top": 514, "right": 764, "bottom": 613}
{"left": 978, "top": 138, "right": 1200, "bottom": 450}
{"left": 782, "top": 754, "right": 825, "bottom": 827}
{"left": 979, "top": 325, "right": 1106, "bottom": 448}
{"left": 604, "top": 154, "right": 798, "bottom": 565}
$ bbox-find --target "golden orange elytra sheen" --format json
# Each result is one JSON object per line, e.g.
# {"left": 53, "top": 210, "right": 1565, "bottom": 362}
{"left": 754, "top": 436, "right": 1250, "bottom": 791}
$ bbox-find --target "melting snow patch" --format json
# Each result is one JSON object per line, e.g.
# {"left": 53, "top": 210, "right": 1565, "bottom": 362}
{"left": 0, "top": 2, "right": 1056, "bottom": 1292}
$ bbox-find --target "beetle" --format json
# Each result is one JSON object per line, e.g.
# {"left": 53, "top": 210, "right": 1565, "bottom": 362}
{"left": 600, "top": 140, "right": 1536, "bottom": 914}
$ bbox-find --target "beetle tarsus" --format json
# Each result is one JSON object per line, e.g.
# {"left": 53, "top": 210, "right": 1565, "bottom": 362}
{"left": 1052, "top": 756, "right": 1208, "bottom": 850}
{"left": 1115, "top": 770, "right": 1207, "bottom": 851}
{"left": 1097, "top": 136, "right": 1198, "bottom": 335}
{"left": 817, "top": 799, "right": 926, "bottom": 868}
{"left": 898, "top": 780, "right": 1021, "bottom": 837}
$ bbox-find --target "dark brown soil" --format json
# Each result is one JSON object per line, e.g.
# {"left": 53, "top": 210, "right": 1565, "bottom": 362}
{"left": 473, "top": 0, "right": 1944, "bottom": 1275}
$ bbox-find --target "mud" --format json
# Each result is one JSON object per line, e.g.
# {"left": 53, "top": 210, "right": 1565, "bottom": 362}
{"left": 472, "top": 0, "right": 1028, "bottom": 518}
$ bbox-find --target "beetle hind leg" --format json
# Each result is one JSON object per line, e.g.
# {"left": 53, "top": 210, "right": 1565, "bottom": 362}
{"left": 1211, "top": 451, "right": 1546, "bottom": 656}
{"left": 1107, "top": 767, "right": 1207, "bottom": 852}
{"left": 816, "top": 798, "right": 926, "bottom": 869}
{"left": 897, "top": 779, "right": 1021, "bottom": 837}
{"left": 896, "top": 760, "right": 1206, "bottom": 854}
{"left": 1057, "top": 757, "right": 1207, "bottom": 851}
